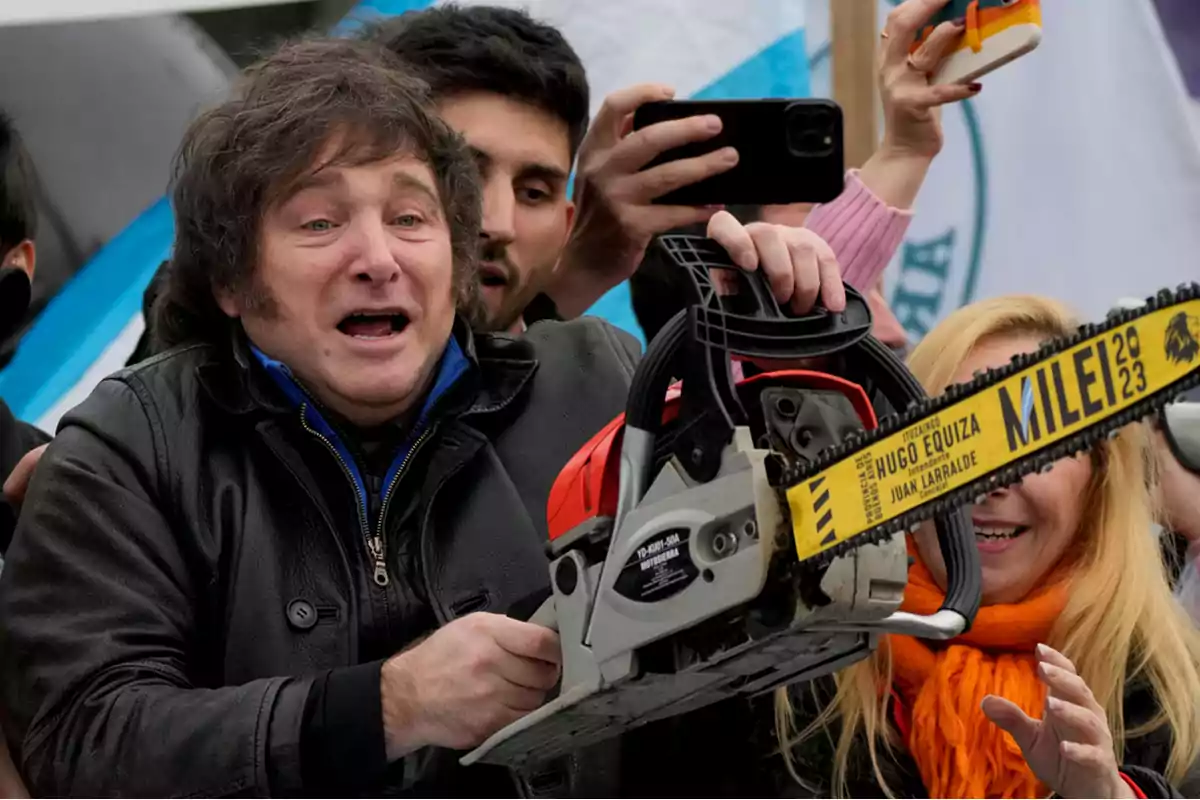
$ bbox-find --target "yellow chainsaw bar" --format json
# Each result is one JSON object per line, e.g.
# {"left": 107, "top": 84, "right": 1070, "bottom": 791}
{"left": 785, "top": 287, "right": 1200, "bottom": 566}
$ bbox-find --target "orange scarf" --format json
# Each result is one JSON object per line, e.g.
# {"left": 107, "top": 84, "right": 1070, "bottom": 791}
{"left": 887, "top": 547, "right": 1069, "bottom": 799}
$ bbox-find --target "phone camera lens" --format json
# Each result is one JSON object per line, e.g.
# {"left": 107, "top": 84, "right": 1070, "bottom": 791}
{"left": 786, "top": 104, "right": 837, "bottom": 157}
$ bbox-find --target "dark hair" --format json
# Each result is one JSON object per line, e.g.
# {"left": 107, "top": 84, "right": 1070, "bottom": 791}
{"left": 0, "top": 112, "right": 38, "bottom": 256}
{"left": 365, "top": 4, "right": 590, "bottom": 159}
{"left": 629, "top": 206, "right": 762, "bottom": 342}
{"left": 156, "top": 36, "right": 483, "bottom": 350}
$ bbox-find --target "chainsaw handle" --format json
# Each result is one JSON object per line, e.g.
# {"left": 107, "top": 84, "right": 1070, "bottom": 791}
{"left": 612, "top": 311, "right": 690, "bottom": 529}
{"left": 623, "top": 236, "right": 874, "bottom": 492}
{"left": 806, "top": 337, "right": 980, "bottom": 640}
{"left": 626, "top": 310, "right": 688, "bottom": 433}
{"left": 653, "top": 234, "right": 874, "bottom": 361}
{"left": 854, "top": 336, "right": 982, "bottom": 631}
{"left": 932, "top": 507, "right": 981, "bottom": 633}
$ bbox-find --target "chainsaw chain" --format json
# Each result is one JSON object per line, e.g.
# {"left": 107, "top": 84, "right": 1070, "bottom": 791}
{"left": 777, "top": 283, "right": 1200, "bottom": 570}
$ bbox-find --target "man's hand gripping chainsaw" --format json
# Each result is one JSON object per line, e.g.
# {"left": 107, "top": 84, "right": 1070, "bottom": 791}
{"left": 463, "top": 235, "right": 1200, "bottom": 770}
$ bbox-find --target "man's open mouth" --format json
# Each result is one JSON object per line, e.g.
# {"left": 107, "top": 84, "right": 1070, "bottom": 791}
{"left": 479, "top": 263, "right": 509, "bottom": 289}
{"left": 336, "top": 311, "right": 410, "bottom": 340}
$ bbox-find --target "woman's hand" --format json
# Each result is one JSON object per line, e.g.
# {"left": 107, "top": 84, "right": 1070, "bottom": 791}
{"left": 857, "top": 0, "right": 982, "bottom": 210}
{"left": 982, "top": 644, "right": 1135, "bottom": 799}
{"left": 877, "top": 0, "right": 980, "bottom": 161}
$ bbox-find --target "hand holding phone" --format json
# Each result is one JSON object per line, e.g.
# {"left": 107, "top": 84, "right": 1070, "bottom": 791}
{"left": 572, "top": 83, "right": 738, "bottom": 230}
{"left": 876, "top": 0, "right": 987, "bottom": 167}
{"left": 551, "top": 83, "right": 743, "bottom": 318}
{"left": 551, "top": 86, "right": 842, "bottom": 320}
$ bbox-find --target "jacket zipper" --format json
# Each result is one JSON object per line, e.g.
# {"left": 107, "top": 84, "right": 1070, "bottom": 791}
{"left": 301, "top": 400, "right": 439, "bottom": 589}
{"left": 300, "top": 402, "right": 375, "bottom": 584}
{"left": 371, "top": 426, "right": 435, "bottom": 586}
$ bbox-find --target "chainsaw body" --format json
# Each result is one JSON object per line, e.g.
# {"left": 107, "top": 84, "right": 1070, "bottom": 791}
{"left": 462, "top": 236, "right": 981, "bottom": 768}
{"left": 467, "top": 391, "right": 909, "bottom": 767}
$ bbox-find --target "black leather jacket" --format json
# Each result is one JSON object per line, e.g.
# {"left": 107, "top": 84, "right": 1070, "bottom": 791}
{"left": 0, "top": 398, "right": 49, "bottom": 553}
{"left": 0, "top": 317, "right": 640, "bottom": 797}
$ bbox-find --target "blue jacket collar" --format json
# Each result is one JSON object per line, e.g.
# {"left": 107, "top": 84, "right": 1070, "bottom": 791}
{"left": 248, "top": 334, "right": 470, "bottom": 429}
{"left": 245, "top": 334, "right": 472, "bottom": 526}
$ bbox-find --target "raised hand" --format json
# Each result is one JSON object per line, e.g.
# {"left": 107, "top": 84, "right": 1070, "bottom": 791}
{"left": 879, "top": 0, "right": 982, "bottom": 161}
{"left": 860, "top": 0, "right": 984, "bottom": 211}
{"left": 982, "top": 644, "right": 1136, "bottom": 799}
{"left": 706, "top": 210, "right": 845, "bottom": 316}
{"left": 551, "top": 83, "right": 737, "bottom": 318}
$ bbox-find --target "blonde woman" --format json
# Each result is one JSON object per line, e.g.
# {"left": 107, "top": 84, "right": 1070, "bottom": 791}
{"left": 777, "top": 295, "right": 1200, "bottom": 798}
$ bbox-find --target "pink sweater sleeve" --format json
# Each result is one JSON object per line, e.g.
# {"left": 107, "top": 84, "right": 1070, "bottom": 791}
{"left": 803, "top": 169, "right": 913, "bottom": 291}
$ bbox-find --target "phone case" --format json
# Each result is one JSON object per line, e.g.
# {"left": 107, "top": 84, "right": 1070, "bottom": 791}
{"left": 631, "top": 99, "right": 845, "bottom": 207}
{"left": 913, "top": 0, "right": 1042, "bottom": 86}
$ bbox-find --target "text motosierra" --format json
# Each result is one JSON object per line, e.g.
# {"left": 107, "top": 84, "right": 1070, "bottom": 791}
{"left": 637, "top": 532, "right": 682, "bottom": 571}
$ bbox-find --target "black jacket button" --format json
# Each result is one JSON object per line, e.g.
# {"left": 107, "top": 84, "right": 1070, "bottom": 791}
{"left": 286, "top": 599, "right": 318, "bottom": 631}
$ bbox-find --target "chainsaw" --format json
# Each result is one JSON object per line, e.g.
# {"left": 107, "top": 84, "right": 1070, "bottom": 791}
{"left": 462, "top": 234, "right": 1200, "bottom": 770}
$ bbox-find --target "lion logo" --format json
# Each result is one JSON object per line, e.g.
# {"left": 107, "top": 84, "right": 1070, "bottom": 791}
{"left": 1164, "top": 312, "right": 1200, "bottom": 364}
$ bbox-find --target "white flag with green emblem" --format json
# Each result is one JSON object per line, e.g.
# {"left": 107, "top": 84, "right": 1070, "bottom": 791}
{"left": 806, "top": 0, "right": 1200, "bottom": 338}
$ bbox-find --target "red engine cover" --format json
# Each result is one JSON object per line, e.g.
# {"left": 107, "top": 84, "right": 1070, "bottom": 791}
{"left": 546, "top": 371, "right": 877, "bottom": 542}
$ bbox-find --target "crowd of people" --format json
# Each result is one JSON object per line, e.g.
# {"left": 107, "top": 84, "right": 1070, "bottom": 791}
{"left": 0, "top": 0, "right": 1198, "bottom": 796}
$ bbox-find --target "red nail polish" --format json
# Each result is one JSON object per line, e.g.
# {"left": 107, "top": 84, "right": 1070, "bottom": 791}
{"left": 967, "top": 82, "right": 983, "bottom": 92}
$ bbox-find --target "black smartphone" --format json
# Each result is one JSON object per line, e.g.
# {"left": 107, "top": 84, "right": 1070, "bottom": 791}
{"left": 631, "top": 98, "right": 844, "bottom": 207}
